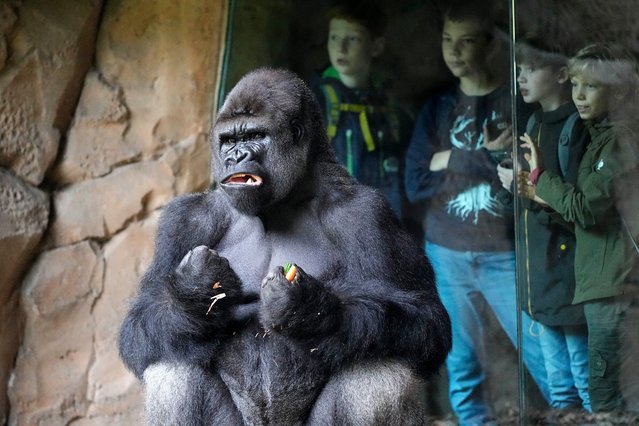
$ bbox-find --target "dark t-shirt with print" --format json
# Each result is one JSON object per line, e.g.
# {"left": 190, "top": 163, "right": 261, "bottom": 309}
{"left": 405, "top": 85, "right": 514, "bottom": 252}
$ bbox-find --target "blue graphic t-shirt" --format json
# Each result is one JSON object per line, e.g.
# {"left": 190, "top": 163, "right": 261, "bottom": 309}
{"left": 405, "top": 85, "right": 515, "bottom": 252}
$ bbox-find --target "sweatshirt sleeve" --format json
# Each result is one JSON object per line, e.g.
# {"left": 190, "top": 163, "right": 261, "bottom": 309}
{"left": 404, "top": 100, "right": 447, "bottom": 203}
{"left": 447, "top": 147, "right": 500, "bottom": 180}
{"left": 404, "top": 98, "right": 500, "bottom": 203}
{"left": 535, "top": 136, "right": 619, "bottom": 229}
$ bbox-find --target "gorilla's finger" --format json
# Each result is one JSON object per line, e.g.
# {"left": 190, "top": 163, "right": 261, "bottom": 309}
{"left": 230, "top": 301, "right": 260, "bottom": 323}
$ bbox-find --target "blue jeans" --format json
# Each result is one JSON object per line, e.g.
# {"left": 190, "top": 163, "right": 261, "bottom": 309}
{"left": 538, "top": 323, "right": 591, "bottom": 411}
{"left": 426, "top": 242, "right": 550, "bottom": 426}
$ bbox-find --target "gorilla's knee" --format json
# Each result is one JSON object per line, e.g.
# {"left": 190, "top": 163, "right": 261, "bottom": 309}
{"left": 143, "top": 362, "right": 201, "bottom": 426}
{"left": 143, "top": 362, "right": 243, "bottom": 425}
{"left": 308, "top": 359, "right": 425, "bottom": 426}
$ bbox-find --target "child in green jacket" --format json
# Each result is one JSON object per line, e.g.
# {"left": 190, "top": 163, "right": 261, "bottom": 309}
{"left": 520, "top": 42, "right": 639, "bottom": 412}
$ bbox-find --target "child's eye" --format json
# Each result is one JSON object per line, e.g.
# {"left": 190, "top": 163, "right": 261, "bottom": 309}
{"left": 348, "top": 36, "right": 360, "bottom": 42}
{"left": 462, "top": 38, "right": 476, "bottom": 44}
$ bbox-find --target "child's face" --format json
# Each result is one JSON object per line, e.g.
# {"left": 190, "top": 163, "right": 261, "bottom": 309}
{"left": 441, "top": 18, "right": 490, "bottom": 79}
{"left": 327, "top": 18, "right": 379, "bottom": 81}
{"left": 571, "top": 74, "right": 609, "bottom": 120}
{"left": 517, "top": 64, "right": 563, "bottom": 104}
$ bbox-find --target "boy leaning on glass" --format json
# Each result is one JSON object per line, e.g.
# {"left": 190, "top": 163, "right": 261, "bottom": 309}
{"left": 497, "top": 37, "right": 592, "bottom": 413}
{"left": 520, "top": 42, "right": 639, "bottom": 413}
{"left": 404, "top": 2, "right": 551, "bottom": 424}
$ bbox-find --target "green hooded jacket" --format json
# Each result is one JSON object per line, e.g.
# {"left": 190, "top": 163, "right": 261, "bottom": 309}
{"left": 535, "top": 118, "right": 638, "bottom": 304}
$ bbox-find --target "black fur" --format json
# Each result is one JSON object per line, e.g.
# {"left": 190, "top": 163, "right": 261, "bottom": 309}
{"left": 118, "top": 68, "right": 451, "bottom": 425}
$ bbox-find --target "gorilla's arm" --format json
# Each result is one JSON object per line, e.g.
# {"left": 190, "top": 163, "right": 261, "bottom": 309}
{"left": 118, "top": 193, "right": 244, "bottom": 379}
{"left": 261, "top": 191, "right": 451, "bottom": 376}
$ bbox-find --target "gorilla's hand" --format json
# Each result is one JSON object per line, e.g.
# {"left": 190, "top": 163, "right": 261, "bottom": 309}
{"left": 170, "top": 245, "right": 242, "bottom": 319}
{"left": 259, "top": 265, "right": 342, "bottom": 339}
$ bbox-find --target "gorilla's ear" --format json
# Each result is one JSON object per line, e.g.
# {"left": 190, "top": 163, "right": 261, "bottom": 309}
{"left": 291, "top": 120, "right": 304, "bottom": 143}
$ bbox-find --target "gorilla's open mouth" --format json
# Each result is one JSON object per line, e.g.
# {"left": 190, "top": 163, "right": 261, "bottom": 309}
{"left": 222, "top": 173, "right": 263, "bottom": 186}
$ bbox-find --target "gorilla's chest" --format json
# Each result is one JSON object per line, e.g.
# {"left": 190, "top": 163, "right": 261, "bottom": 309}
{"left": 217, "top": 212, "right": 339, "bottom": 293}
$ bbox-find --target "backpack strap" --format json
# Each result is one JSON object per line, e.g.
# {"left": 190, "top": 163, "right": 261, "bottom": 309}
{"left": 339, "top": 103, "right": 376, "bottom": 151}
{"left": 525, "top": 110, "right": 578, "bottom": 177}
{"left": 320, "top": 84, "right": 341, "bottom": 140}
{"left": 320, "top": 84, "right": 378, "bottom": 152}
{"left": 557, "top": 111, "right": 580, "bottom": 177}
{"left": 525, "top": 111, "right": 539, "bottom": 137}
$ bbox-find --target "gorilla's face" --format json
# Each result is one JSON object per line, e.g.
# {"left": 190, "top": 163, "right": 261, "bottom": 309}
{"left": 211, "top": 70, "right": 314, "bottom": 216}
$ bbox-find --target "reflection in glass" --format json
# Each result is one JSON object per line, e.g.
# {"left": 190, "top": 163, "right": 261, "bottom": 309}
{"left": 515, "top": 0, "right": 639, "bottom": 423}
{"left": 220, "top": 0, "right": 639, "bottom": 423}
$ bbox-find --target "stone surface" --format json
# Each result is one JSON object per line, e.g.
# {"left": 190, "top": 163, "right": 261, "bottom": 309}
{"left": 49, "top": 161, "right": 174, "bottom": 247}
{"left": 96, "top": 1, "right": 219, "bottom": 160}
{"left": 86, "top": 213, "right": 158, "bottom": 423}
{"left": 0, "top": 168, "right": 49, "bottom": 422}
{"left": 9, "top": 241, "right": 103, "bottom": 425}
{"left": 4, "top": 0, "right": 226, "bottom": 423}
{"left": 159, "top": 132, "right": 212, "bottom": 194}
{"left": 0, "top": 53, "right": 61, "bottom": 186}
{"left": 0, "top": 168, "right": 49, "bottom": 299}
{"left": 0, "top": 0, "right": 102, "bottom": 186}
{"left": 53, "top": 70, "right": 136, "bottom": 185}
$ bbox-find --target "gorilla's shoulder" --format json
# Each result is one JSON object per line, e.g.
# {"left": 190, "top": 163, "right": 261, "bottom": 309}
{"left": 158, "top": 190, "right": 232, "bottom": 236}
{"left": 318, "top": 182, "right": 402, "bottom": 237}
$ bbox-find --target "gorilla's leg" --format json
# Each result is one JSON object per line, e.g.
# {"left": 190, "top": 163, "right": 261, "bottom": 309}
{"left": 143, "top": 362, "right": 244, "bottom": 426}
{"left": 306, "top": 360, "right": 426, "bottom": 426}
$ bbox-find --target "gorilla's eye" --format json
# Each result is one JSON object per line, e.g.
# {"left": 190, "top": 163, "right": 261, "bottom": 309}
{"left": 221, "top": 136, "right": 236, "bottom": 145}
{"left": 240, "top": 132, "right": 266, "bottom": 142}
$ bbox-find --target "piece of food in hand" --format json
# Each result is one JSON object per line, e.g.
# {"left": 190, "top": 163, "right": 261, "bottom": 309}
{"left": 283, "top": 262, "right": 298, "bottom": 282}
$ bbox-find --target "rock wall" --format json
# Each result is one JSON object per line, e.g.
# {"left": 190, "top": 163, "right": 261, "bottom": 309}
{"left": 0, "top": 0, "right": 227, "bottom": 424}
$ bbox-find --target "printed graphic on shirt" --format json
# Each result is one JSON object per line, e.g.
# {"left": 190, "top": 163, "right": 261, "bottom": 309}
{"left": 447, "top": 182, "right": 501, "bottom": 224}
{"left": 446, "top": 105, "right": 505, "bottom": 224}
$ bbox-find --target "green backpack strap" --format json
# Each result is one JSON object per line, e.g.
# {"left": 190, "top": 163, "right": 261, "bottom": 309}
{"left": 320, "top": 84, "right": 341, "bottom": 139}
{"left": 320, "top": 84, "right": 378, "bottom": 152}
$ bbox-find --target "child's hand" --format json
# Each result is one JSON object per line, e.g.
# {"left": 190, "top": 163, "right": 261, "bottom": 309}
{"left": 483, "top": 125, "right": 513, "bottom": 151}
{"left": 497, "top": 162, "right": 514, "bottom": 192}
{"left": 519, "top": 133, "right": 542, "bottom": 170}
{"left": 517, "top": 171, "right": 549, "bottom": 206}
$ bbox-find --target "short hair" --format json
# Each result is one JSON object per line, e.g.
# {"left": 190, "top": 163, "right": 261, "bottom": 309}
{"left": 443, "top": 0, "right": 495, "bottom": 38}
{"left": 327, "top": 0, "right": 387, "bottom": 38}
{"left": 516, "top": 37, "right": 568, "bottom": 70}
{"left": 569, "top": 43, "right": 639, "bottom": 88}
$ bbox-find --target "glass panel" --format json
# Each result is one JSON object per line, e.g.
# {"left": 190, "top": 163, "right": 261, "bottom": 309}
{"left": 219, "top": 0, "right": 639, "bottom": 424}
{"left": 514, "top": 0, "right": 639, "bottom": 423}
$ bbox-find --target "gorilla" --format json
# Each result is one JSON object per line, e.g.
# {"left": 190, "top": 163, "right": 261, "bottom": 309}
{"left": 118, "top": 68, "right": 451, "bottom": 425}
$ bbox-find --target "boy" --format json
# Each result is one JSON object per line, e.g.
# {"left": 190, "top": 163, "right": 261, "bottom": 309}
{"left": 500, "top": 38, "right": 591, "bottom": 412}
{"left": 520, "top": 42, "right": 639, "bottom": 412}
{"left": 314, "top": 1, "right": 410, "bottom": 219}
{"left": 405, "top": 3, "right": 550, "bottom": 424}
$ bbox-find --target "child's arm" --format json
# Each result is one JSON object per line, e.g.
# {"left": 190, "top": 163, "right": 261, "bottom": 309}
{"left": 533, "top": 134, "right": 620, "bottom": 228}
{"left": 404, "top": 101, "right": 449, "bottom": 202}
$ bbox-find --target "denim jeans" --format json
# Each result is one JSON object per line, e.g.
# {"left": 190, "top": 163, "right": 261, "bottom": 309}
{"left": 538, "top": 323, "right": 591, "bottom": 411}
{"left": 426, "top": 242, "right": 550, "bottom": 426}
